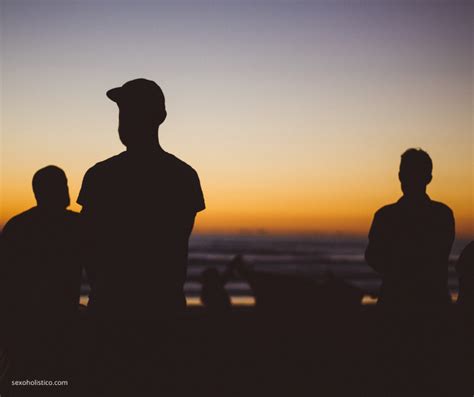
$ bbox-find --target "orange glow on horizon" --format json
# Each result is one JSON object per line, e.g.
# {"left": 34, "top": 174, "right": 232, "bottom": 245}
{"left": 1, "top": 1, "right": 472, "bottom": 240}
{"left": 1, "top": 188, "right": 472, "bottom": 238}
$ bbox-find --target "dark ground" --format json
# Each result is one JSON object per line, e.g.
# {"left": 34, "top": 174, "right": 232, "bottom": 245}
{"left": 2, "top": 305, "right": 473, "bottom": 397}
{"left": 164, "top": 305, "right": 473, "bottom": 397}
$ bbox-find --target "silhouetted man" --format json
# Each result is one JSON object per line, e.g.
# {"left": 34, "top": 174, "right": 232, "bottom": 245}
{"left": 365, "top": 149, "right": 455, "bottom": 393}
{"left": 365, "top": 148, "right": 454, "bottom": 307}
{"left": 0, "top": 166, "right": 82, "bottom": 384}
{"left": 78, "top": 78, "right": 205, "bottom": 395}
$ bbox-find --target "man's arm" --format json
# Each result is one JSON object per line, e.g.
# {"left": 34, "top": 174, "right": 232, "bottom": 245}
{"left": 446, "top": 208, "right": 455, "bottom": 258}
{"left": 0, "top": 222, "right": 18, "bottom": 341}
{"left": 77, "top": 168, "right": 99, "bottom": 299}
{"left": 365, "top": 210, "right": 390, "bottom": 274}
{"left": 78, "top": 206, "right": 98, "bottom": 293}
{"left": 0, "top": 223, "right": 16, "bottom": 295}
{"left": 184, "top": 213, "right": 197, "bottom": 239}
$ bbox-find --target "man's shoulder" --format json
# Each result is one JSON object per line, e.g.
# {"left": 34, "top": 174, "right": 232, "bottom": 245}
{"left": 374, "top": 202, "right": 399, "bottom": 218}
{"left": 78, "top": 154, "right": 127, "bottom": 206}
{"left": 429, "top": 200, "right": 453, "bottom": 215}
{"left": 85, "top": 152, "right": 199, "bottom": 177}
{"left": 3, "top": 208, "right": 38, "bottom": 233}
{"left": 164, "top": 152, "right": 205, "bottom": 211}
{"left": 428, "top": 200, "right": 454, "bottom": 223}
{"left": 164, "top": 152, "right": 199, "bottom": 178}
{"left": 84, "top": 152, "right": 127, "bottom": 176}
{"left": 375, "top": 199, "right": 453, "bottom": 219}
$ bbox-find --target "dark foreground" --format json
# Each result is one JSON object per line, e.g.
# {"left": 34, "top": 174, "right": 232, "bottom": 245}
{"left": 172, "top": 306, "right": 473, "bottom": 397}
{"left": 2, "top": 305, "right": 473, "bottom": 397}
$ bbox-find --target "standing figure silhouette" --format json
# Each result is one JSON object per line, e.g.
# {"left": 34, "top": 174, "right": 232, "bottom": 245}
{"left": 78, "top": 78, "right": 205, "bottom": 396}
{"left": 0, "top": 166, "right": 82, "bottom": 391}
{"left": 366, "top": 148, "right": 454, "bottom": 307}
{"left": 365, "top": 148, "right": 455, "bottom": 393}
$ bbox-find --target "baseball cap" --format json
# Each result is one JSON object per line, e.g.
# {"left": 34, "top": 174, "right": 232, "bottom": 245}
{"left": 106, "top": 78, "right": 165, "bottom": 108}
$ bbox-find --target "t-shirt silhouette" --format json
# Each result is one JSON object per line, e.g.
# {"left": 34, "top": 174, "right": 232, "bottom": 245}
{"left": 78, "top": 150, "right": 205, "bottom": 317}
{"left": 366, "top": 195, "right": 454, "bottom": 307}
{"left": 0, "top": 207, "right": 82, "bottom": 341}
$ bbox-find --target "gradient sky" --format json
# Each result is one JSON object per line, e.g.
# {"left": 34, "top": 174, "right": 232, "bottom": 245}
{"left": 1, "top": 0, "right": 472, "bottom": 237}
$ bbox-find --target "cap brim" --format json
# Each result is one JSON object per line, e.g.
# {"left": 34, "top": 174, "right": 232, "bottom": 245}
{"left": 106, "top": 87, "right": 122, "bottom": 102}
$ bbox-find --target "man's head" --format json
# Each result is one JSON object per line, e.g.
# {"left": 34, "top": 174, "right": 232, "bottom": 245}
{"left": 32, "top": 166, "right": 70, "bottom": 210}
{"left": 399, "top": 148, "right": 433, "bottom": 196}
{"left": 107, "top": 78, "right": 167, "bottom": 149}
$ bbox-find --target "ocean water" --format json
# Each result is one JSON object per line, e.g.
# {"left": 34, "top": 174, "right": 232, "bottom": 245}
{"left": 184, "top": 234, "right": 470, "bottom": 305}
{"left": 79, "top": 234, "right": 470, "bottom": 306}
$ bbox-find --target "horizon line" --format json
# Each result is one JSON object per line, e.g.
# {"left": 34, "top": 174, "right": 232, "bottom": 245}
{"left": 0, "top": 224, "right": 472, "bottom": 240}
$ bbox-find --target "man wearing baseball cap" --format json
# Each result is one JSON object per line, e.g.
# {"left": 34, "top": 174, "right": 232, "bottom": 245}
{"left": 78, "top": 78, "right": 205, "bottom": 395}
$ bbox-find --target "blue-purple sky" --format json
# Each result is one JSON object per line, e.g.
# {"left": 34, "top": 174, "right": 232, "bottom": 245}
{"left": 1, "top": 0, "right": 472, "bottom": 235}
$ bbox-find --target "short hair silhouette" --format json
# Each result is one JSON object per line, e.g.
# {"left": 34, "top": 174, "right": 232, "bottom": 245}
{"left": 107, "top": 78, "right": 167, "bottom": 149}
{"left": 366, "top": 146, "right": 454, "bottom": 306}
{"left": 32, "top": 165, "right": 70, "bottom": 209}
{"left": 1, "top": 165, "right": 81, "bottom": 387}
{"left": 399, "top": 148, "right": 433, "bottom": 195}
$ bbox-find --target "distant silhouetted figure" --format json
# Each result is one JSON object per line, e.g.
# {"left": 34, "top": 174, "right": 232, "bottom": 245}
{"left": 78, "top": 78, "right": 205, "bottom": 395}
{"left": 456, "top": 241, "right": 474, "bottom": 307}
{"left": 0, "top": 166, "right": 82, "bottom": 385}
{"left": 200, "top": 266, "right": 232, "bottom": 313}
{"left": 232, "top": 255, "right": 362, "bottom": 312}
{"left": 365, "top": 148, "right": 455, "bottom": 308}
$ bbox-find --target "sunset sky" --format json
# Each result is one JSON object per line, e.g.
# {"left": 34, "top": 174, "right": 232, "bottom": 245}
{"left": 1, "top": 0, "right": 472, "bottom": 237}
